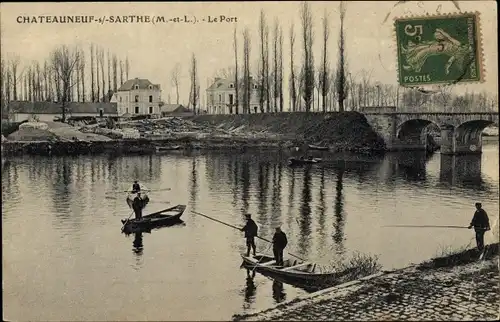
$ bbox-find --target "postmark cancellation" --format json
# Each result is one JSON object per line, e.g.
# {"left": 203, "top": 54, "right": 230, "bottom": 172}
{"left": 394, "top": 12, "right": 484, "bottom": 87}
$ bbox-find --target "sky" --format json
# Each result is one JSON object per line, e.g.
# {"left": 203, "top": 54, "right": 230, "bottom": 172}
{"left": 1, "top": 1, "right": 498, "bottom": 106}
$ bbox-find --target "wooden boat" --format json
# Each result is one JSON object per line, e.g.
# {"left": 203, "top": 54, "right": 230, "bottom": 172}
{"left": 241, "top": 253, "right": 343, "bottom": 285}
{"left": 288, "top": 157, "right": 322, "bottom": 166}
{"left": 156, "top": 145, "right": 182, "bottom": 153}
{"left": 308, "top": 144, "right": 329, "bottom": 151}
{"left": 121, "top": 204, "right": 186, "bottom": 233}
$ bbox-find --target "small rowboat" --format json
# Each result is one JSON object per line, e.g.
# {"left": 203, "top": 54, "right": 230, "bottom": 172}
{"left": 156, "top": 145, "right": 182, "bottom": 153}
{"left": 308, "top": 144, "right": 329, "bottom": 151}
{"left": 288, "top": 157, "right": 322, "bottom": 166}
{"left": 241, "top": 253, "right": 342, "bottom": 286}
{"left": 121, "top": 204, "right": 186, "bottom": 233}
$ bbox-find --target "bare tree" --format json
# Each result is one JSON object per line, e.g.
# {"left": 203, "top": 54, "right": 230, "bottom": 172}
{"left": 189, "top": 53, "right": 200, "bottom": 115}
{"left": 0, "top": 59, "right": 6, "bottom": 112}
{"left": 242, "top": 28, "right": 251, "bottom": 114}
{"left": 320, "top": 9, "right": 330, "bottom": 112}
{"left": 8, "top": 55, "right": 21, "bottom": 101}
{"left": 233, "top": 26, "right": 240, "bottom": 114}
{"left": 125, "top": 56, "right": 130, "bottom": 80}
{"left": 112, "top": 55, "right": 118, "bottom": 92}
{"left": 80, "top": 49, "right": 86, "bottom": 102}
{"left": 171, "top": 63, "right": 181, "bottom": 105}
{"left": 273, "top": 18, "right": 279, "bottom": 113}
{"left": 300, "top": 1, "right": 314, "bottom": 112}
{"left": 90, "top": 44, "right": 96, "bottom": 102}
{"left": 76, "top": 53, "right": 81, "bottom": 101}
{"left": 100, "top": 49, "right": 105, "bottom": 102}
{"left": 258, "top": 10, "right": 268, "bottom": 113}
{"left": 51, "top": 45, "right": 80, "bottom": 121}
{"left": 96, "top": 47, "right": 101, "bottom": 102}
{"left": 119, "top": 59, "right": 124, "bottom": 85}
{"left": 335, "top": 1, "right": 348, "bottom": 112}
{"left": 107, "top": 49, "right": 111, "bottom": 99}
{"left": 289, "top": 21, "right": 297, "bottom": 112}
{"left": 278, "top": 25, "right": 284, "bottom": 112}
{"left": 264, "top": 23, "right": 270, "bottom": 112}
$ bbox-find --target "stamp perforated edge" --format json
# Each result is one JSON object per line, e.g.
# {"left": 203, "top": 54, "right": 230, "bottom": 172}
{"left": 393, "top": 11, "right": 486, "bottom": 88}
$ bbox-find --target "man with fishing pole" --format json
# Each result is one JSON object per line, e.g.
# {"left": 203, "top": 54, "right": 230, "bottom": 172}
{"left": 240, "top": 214, "right": 258, "bottom": 257}
{"left": 272, "top": 227, "right": 288, "bottom": 266}
{"left": 468, "top": 202, "right": 490, "bottom": 252}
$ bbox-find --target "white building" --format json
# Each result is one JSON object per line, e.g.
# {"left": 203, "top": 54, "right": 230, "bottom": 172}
{"left": 8, "top": 101, "right": 118, "bottom": 122}
{"left": 206, "top": 77, "right": 262, "bottom": 114}
{"left": 111, "top": 78, "right": 162, "bottom": 116}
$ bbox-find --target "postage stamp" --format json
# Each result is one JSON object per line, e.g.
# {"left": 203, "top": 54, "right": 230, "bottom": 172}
{"left": 395, "top": 12, "right": 484, "bottom": 87}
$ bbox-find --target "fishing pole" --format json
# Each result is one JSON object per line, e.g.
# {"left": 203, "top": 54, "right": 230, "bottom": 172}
{"left": 382, "top": 225, "right": 469, "bottom": 229}
{"left": 191, "top": 210, "right": 307, "bottom": 262}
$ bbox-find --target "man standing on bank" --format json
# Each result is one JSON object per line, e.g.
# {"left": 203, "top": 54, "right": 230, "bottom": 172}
{"left": 468, "top": 202, "right": 490, "bottom": 252}
{"left": 272, "top": 227, "right": 288, "bottom": 266}
{"left": 241, "top": 214, "right": 258, "bottom": 257}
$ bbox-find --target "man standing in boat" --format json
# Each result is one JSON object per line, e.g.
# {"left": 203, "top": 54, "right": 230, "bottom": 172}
{"left": 272, "top": 227, "right": 288, "bottom": 266}
{"left": 468, "top": 202, "right": 490, "bottom": 252}
{"left": 132, "top": 181, "right": 141, "bottom": 193}
{"left": 132, "top": 193, "right": 144, "bottom": 220}
{"left": 241, "top": 214, "right": 258, "bottom": 257}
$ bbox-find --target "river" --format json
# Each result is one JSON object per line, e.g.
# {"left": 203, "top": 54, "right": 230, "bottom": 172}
{"left": 3, "top": 142, "right": 499, "bottom": 321}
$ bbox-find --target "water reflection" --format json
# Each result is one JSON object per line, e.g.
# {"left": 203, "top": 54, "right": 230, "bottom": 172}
{"left": 189, "top": 157, "right": 199, "bottom": 210}
{"left": 439, "top": 154, "right": 485, "bottom": 189}
{"left": 132, "top": 232, "right": 144, "bottom": 256}
{"left": 298, "top": 166, "right": 313, "bottom": 257}
{"left": 316, "top": 168, "right": 328, "bottom": 253}
{"left": 243, "top": 269, "right": 257, "bottom": 309}
{"left": 333, "top": 168, "right": 346, "bottom": 256}
{"left": 272, "top": 280, "right": 286, "bottom": 304}
{"left": 240, "top": 159, "right": 251, "bottom": 216}
{"left": 257, "top": 162, "right": 270, "bottom": 238}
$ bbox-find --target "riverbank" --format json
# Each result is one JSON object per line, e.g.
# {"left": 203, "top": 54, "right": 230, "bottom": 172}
{"left": 233, "top": 243, "right": 499, "bottom": 321}
{"left": 2, "top": 112, "right": 386, "bottom": 156}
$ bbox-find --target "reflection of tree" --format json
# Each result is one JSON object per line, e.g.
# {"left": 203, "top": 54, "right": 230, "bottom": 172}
{"left": 439, "top": 154, "right": 487, "bottom": 190}
{"left": 270, "top": 163, "right": 283, "bottom": 228}
{"left": 395, "top": 152, "right": 428, "bottom": 182}
{"left": 317, "top": 167, "right": 327, "bottom": 251}
{"left": 229, "top": 156, "right": 239, "bottom": 209}
{"left": 51, "top": 157, "right": 73, "bottom": 217}
{"left": 272, "top": 280, "right": 286, "bottom": 303}
{"left": 189, "top": 157, "right": 199, "bottom": 210}
{"left": 1, "top": 160, "right": 21, "bottom": 213}
{"left": 332, "top": 168, "right": 346, "bottom": 256}
{"left": 298, "top": 166, "right": 312, "bottom": 256}
{"left": 242, "top": 269, "right": 257, "bottom": 309}
{"left": 257, "top": 162, "right": 270, "bottom": 237}
{"left": 286, "top": 167, "right": 296, "bottom": 232}
{"left": 240, "top": 159, "right": 251, "bottom": 215}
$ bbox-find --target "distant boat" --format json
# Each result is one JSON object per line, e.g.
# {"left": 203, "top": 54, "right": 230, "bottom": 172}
{"left": 288, "top": 157, "right": 322, "bottom": 166}
{"left": 156, "top": 145, "right": 182, "bottom": 153}
{"left": 241, "top": 253, "right": 344, "bottom": 286}
{"left": 308, "top": 144, "right": 329, "bottom": 151}
{"left": 121, "top": 204, "right": 186, "bottom": 234}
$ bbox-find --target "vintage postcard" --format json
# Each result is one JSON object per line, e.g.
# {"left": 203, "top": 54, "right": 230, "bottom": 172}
{"left": 1, "top": 1, "right": 498, "bottom": 321}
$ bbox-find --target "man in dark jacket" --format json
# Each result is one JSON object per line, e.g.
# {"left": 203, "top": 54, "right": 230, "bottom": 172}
{"left": 241, "top": 214, "right": 258, "bottom": 257}
{"left": 272, "top": 227, "right": 288, "bottom": 266}
{"left": 468, "top": 202, "right": 490, "bottom": 251}
{"left": 132, "top": 181, "right": 141, "bottom": 193}
{"left": 132, "top": 193, "right": 144, "bottom": 220}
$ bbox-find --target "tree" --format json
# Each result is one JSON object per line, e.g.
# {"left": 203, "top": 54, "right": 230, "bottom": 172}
{"left": 80, "top": 49, "right": 86, "bottom": 102}
{"left": 233, "top": 26, "right": 240, "bottom": 114}
{"left": 51, "top": 45, "right": 80, "bottom": 122}
{"left": 90, "top": 44, "right": 96, "bottom": 102}
{"left": 189, "top": 53, "right": 200, "bottom": 115}
{"left": 242, "top": 28, "right": 251, "bottom": 114}
{"left": 258, "top": 10, "right": 267, "bottom": 113}
{"left": 300, "top": 1, "right": 314, "bottom": 112}
{"left": 171, "top": 63, "right": 181, "bottom": 105}
{"left": 9, "top": 55, "right": 21, "bottom": 101}
{"left": 112, "top": 54, "right": 118, "bottom": 93}
{"left": 125, "top": 56, "right": 130, "bottom": 80}
{"left": 335, "top": 1, "right": 348, "bottom": 112}
{"left": 320, "top": 9, "right": 330, "bottom": 112}
{"left": 273, "top": 18, "right": 279, "bottom": 112}
{"left": 278, "top": 25, "right": 284, "bottom": 112}
{"left": 100, "top": 48, "right": 105, "bottom": 102}
{"left": 107, "top": 49, "right": 111, "bottom": 99}
{"left": 119, "top": 59, "right": 124, "bottom": 85}
{"left": 289, "top": 21, "right": 297, "bottom": 112}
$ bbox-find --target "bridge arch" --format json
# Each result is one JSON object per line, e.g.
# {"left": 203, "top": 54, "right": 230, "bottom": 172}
{"left": 396, "top": 119, "right": 441, "bottom": 144}
{"left": 454, "top": 120, "right": 495, "bottom": 153}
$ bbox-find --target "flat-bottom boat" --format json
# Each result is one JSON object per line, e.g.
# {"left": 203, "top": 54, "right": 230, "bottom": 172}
{"left": 308, "top": 144, "right": 329, "bottom": 151}
{"left": 156, "top": 145, "right": 182, "bottom": 153}
{"left": 241, "top": 253, "right": 342, "bottom": 287}
{"left": 288, "top": 157, "right": 322, "bottom": 166}
{"left": 121, "top": 204, "right": 186, "bottom": 233}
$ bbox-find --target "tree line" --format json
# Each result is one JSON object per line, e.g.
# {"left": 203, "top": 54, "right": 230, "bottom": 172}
{"left": 1, "top": 45, "right": 132, "bottom": 120}
{"left": 207, "top": 1, "right": 496, "bottom": 114}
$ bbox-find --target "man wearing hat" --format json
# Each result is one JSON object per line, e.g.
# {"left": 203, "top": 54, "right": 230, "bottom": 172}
{"left": 272, "top": 227, "right": 288, "bottom": 266}
{"left": 468, "top": 202, "right": 490, "bottom": 252}
{"left": 241, "top": 214, "right": 258, "bottom": 257}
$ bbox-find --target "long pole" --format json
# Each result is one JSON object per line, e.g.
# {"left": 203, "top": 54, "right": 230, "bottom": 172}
{"left": 191, "top": 210, "right": 307, "bottom": 261}
{"left": 382, "top": 225, "right": 470, "bottom": 229}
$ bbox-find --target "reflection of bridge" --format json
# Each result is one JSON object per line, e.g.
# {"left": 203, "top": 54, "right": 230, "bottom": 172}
{"left": 363, "top": 112, "right": 499, "bottom": 154}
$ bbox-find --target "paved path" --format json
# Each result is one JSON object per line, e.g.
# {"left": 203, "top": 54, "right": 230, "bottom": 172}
{"left": 236, "top": 255, "right": 499, "bottom": 321}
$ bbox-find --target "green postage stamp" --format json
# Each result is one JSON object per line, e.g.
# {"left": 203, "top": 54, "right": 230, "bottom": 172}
{"left": 395, "top": 12, "right": 484, "bottom": 86}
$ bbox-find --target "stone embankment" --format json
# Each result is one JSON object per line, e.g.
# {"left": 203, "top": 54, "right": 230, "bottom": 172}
{"left": 2, "top": 112, "right": 387, "bottom": 156}
{"left": 234, "top": 244, "right": 499, "bottom": 321}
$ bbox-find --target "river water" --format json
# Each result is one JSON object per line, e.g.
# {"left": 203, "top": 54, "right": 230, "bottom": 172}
{"left": 3, "top": 142, "right": 499, "bottom": 321}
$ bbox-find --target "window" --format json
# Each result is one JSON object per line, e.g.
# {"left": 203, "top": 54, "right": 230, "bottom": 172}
{"left": 135, "top": 106, "right": 139, "bottom": 114}
{"left": 149, "top": 85, "right": 153, "bottom": 90}
{"left": 149, "top": 106, "right": 153, "bottom": 114}
{"left": 219, "top": 94, "right": 222, "bottom": 102}
{"left": 126, "top": 108, "right": 129, "bottom": 114}
{"left": 149, "top": 95, "right": 153, "bottom": 103}
{"left": 135, "top": 85, "right": 139, "bottom": 90}
{"left": 135, "top": 95, "right": 139, "bottom": 103}
{"left": 253, "top": 84, "right": 258, "bottom": 89}
{"left": 229, "top": 94, "right": 234, "bottom": 105}
{"left": 119, "top": 96, "right": 122, "bottom": 102}
{"left": 229, "top": 83, "right": 234, "bottom": 88}
{"left": 99, "top": 109, "right": 104, "bottom": 118}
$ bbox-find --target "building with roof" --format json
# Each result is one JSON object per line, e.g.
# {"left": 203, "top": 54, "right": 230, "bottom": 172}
{"left": 160, "top": 104, "right": 192, "bottom": 117}
{"left": 111, "top": 78, "right": 162, "bottom": 116}
{"left": 206, "top": 77, "right": 261, "bottom": 114}
{"left": 8, "top": 101, "right": 118, "bottom": 122}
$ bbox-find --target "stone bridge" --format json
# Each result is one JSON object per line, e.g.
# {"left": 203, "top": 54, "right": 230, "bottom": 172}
{"left": 363, "top": 112, "right": 499, "bottom": 154}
